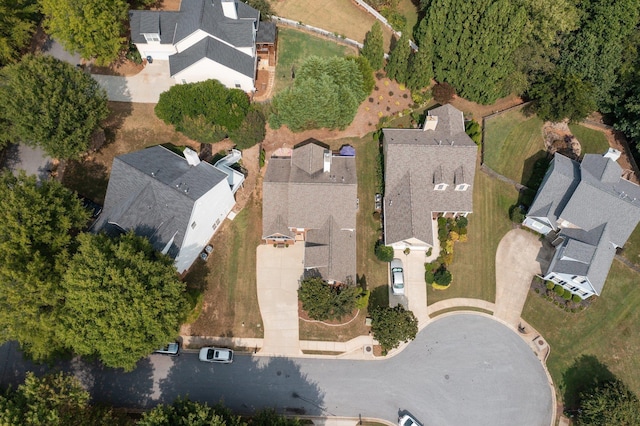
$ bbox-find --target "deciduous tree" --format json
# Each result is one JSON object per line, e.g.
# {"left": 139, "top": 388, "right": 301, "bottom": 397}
{"left": 0, "top": 54, "right": 109, "bottom": 159}
{"left": 39, "top": 0, "right": 127, "bottom": 65}
{"left": 60, "top": 232, "right": 188, "bottom": 371}
{"left": 578, "top": 379, "right": 640, "bottom": 425}
{"left": 529, "top": 70, "right": 596, "bottom": 123}
{"left": 361, "top": 22, "right": 384, "bottom": 70}
{"left": 0, "top": 171, "right": 88, "bottom": 361}
{"left": 370, "top": 305, "right": 418, "bottom": 352}
{"left": 298, "top": 277, "right": 359, "bottom": 321}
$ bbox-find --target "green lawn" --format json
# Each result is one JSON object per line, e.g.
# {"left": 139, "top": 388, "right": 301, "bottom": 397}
{"left": 483, "top": 108, "right": 546, "bottom": 185}
{"left": 569, "top": 124, "right": 610, "bottom": 156}
{"left": 522, "top": 260, "right": 640, "bottom": 402}
{"left": 397, "top": 0, "right": 420, "bottom": 36}
{"left": 428, "top": 165, "right": 519, "bottom": 305}
{"left": 621, "top": 225, "right": 640, "bottom": 267}
{"left": 273, "top": 28, "right": 355, "bottom": 94}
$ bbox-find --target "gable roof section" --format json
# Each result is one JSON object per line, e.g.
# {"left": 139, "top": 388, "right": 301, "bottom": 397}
{"left": 551, "top": 225, "right": 616, "bottom": 295}
{"left": 527, "top": 154, "right": 581, "bottom": 221}
{"left": 304, "top": 216, "right": 355, "bottom": 284}
{"left": 169, "top": 36, "right": 255, "bottom": 78}
{"left": 93, "top": 146, "right": 228, "bottom": 258}
{"left": 383, "top": 104, "right": 477, "bottom": 245}
{"left": 129, "top": 10, "right": 179, "bottom": 44}
{"left": 256, "top": 21, "right": 276, "bottom": 44}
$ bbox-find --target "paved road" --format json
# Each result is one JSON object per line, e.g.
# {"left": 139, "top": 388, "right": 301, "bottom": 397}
{"left": 0, "top": 314, "right": 552, "bottom": 426}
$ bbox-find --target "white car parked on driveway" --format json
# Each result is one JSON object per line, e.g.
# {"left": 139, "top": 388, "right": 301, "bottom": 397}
{"left": 390, "top": 258, "right": 405, "bottom": 295}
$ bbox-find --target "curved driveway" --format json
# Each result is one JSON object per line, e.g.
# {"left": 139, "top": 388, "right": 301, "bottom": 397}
{"left": 0, "top": 314, "right": 553, "bottom": 426}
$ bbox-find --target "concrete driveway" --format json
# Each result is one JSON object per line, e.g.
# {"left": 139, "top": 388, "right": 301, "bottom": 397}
{"left": 494, "top": 229, "right": 551, "bottom": 326}
{"left": 91, "top": 60, "right": 176, "bottom": 103}
{"left": 256, "top": 243, "right": 305, "bottom": 356}
{"left": 391, "top": 249, "right": 428, "bottom": 325}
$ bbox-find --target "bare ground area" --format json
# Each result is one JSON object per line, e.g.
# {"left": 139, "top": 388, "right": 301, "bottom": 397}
{"left": 449, "top": 94, "right": 524, "bottom": 123}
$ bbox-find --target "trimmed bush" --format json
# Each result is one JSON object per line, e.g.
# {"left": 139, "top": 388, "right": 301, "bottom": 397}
{"left": 546, "top": 280, "right": 555, "bottom": 290}
{"left": 259, "top": 148, "right": 266, "bottom": 168}
{"left": 572, "top": 294, "right": 582, "bottom": 303}
{"left": 434, "top": 267, "right": 452, "bottom": 287}
{"left": 509, "top": 205, "right": 526, "bottom": 223}
{"left": 563, "top": 290, "right": 572, "bottom": 300}
{"left": 554, "top": 284, "right": 565, "bottom": 296}
{"left": 355, "top": 289, "right": 370, "bottom": 309}
{"left": 375, "top": 243, "right": 394, "bottom": 262}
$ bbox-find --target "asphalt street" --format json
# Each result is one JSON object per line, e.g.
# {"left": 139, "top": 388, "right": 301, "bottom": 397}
{"left": 0, "top": 314, "right": 553, "bottom": 426}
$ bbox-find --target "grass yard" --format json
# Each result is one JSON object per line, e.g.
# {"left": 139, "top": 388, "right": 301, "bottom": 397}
{"left": 483, "top": 108, "right": 546, "bottom": 185}
{"left": 620, "top": 225, "right": 640, "bottom": 267}
{"left": 397, "top": 0, "right": 420, "bottom": 35}
{"left": 522, "top": 260, "right": 640, "bottom": 404}
{"left": 272, "top": 0, "right": 395, "bottom": 50}
{"left": 568, "top": 124, "right": 610, "bottom": 155}
{"left": 273, "top": 28, "right": 356, "bottom": 94}
{"left": 428, "top": 167, "right": 519, "bottom": 305}
{"left": 186, "top": 195, "right": 264, "bottom": 338}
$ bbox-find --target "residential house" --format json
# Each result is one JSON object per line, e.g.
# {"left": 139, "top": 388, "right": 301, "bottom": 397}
{"left": 129, "top": 0, "right": 277, "bottom": 92}
{"left": 262, "top": 140, "right": 357, "bottom": 284}
{"left": 382, "top": 104, "right": 478, "bottom": 251}
{"left": 93, "top": 145, "right": 244, "bottom": 274}
{"left": 523, "top": 149, "right": 640, "bottom": 299}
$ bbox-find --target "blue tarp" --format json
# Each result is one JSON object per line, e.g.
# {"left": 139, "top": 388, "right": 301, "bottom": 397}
{"left": 339, "top": 145, "right": 356, "bottom": 156}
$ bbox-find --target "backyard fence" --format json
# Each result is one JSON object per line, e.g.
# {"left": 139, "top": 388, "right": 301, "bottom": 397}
{"left": 271, "top": 16, "right": 364, "bottom": 51}
{"left": 351, "top": 0, "right": 418, "bottom": 50}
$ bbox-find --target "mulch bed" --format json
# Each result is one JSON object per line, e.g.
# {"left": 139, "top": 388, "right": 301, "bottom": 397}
{"left": 530, "top": 276, "right": 594, "bottom": 313}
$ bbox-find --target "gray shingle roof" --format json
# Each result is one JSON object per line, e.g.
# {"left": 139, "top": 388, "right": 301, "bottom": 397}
{"left": 383, "top": 104, "right": 477, "bottom": 246}
{"left": 169, "top": 36, "right": 255, "bottom": 77}
{"left": 262, "top": 140, "right": 357, "bottom": 283}
{"left": 550, "top": 225, "right": 616, "bottom": 295}
{"left": 256, "top": 21, "right": 276, "bottom": 44}
{"left": 129, "top": 10, "right": 179, "bottom": 44}
{"left": 93, "top": 146, "right": 228, "bottom": 259}
{"left": 527, "top": 154, "right": 581, "bottom": 221}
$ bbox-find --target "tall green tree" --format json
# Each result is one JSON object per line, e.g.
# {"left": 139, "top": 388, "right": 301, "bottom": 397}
{"left": 39, "top": 0, "right": 127, "bottom": 65}
{"left": 558, "top": 0, "right": 640, "bottom": 109}
{"left": 385, "top": 31, "right": 411, "bottom": 84}
{"left": 245, "top": 0, "right": 273, "bottom": 20}
{"left": 418, "top": 0, "right": 527, "bottom": 104}
{"left": 0, "top": 0, "right": 40, "bottom": 66}
{"left": 60, "top": 232, "right": 188, "bottom": 371}
{"left": 406, "top": 31, "right": 433, "bottom": 90}
{"left": 0, "top": 372, "right": 129, "bottom": 426}
{"left": 0, "top": 171, "right": 88, "bottom": 361}
{"left": 298, "top": 277, "right": 360, "bottom": 321}
{"left": 0, "top": 54, "right": 109, "bottom": 159}
{"left": 139, "top": 399, "right": 241, "bottom": 426}
{"left": 370, "top": 305, "right": 418, "bottom": 352}
{"left": 578, "top": 379, "right": 640, "bottom": 426}
{"left": 361, "top": 21, "right": 384, "bottom": 70}
{"left": 529, "top": 70, "right": 596, "bottom": 123}
{"left": 270, "top": 56, "right": 365, "bottom": 131}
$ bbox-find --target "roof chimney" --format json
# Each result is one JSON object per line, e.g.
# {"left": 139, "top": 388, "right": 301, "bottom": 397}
{"left": 323, "top": 149, "right": 331, "bottom": 173}
{"left": 220, "top": 0, "right": 238, "bottom": 20}
{"left": 423, "top": 115, "right": 438, "bottom": 131}
{"left": 183, "top": 147, "right": 201, "bottom": 166}
{"left": 603, "top": 148, "right": 621, "bottom": 162}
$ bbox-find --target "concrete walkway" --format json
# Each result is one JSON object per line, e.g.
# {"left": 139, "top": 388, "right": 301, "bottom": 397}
{"left": 256, "top": 244, "right": 305, "bottom": 356}
{"left": 493, "top": 229, "right": 549, "bottom": 327}
{"left": 394, "top": 249, "right": 429, "bottom": 326}
{"left": 91, "top": 60, "right": 176, "bottom": 103}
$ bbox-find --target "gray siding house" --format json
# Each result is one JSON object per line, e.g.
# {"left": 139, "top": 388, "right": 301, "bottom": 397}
{"left": 262, "top": 140, "right": 357, "bottom": 284}
{"left": 382, "top": 104, "right": 478, "bottom": 251}
{"left": 523, "top": 149, "right": 640, "bottom": 299}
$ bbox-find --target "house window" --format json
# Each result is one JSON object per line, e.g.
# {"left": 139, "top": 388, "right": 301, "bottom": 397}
{"left": 191, "top": 221, "right": 197, "bottom": 229}
{"left": 434, "top": 183, "right": 448, "bottom": 191}
{"left": 181, "top": 79, "right": 187, "bottom": 84}
{"left": 455, "top": 183, "right": 469, "bottom": 191}
{"left": 143, "top": 33, "right": 160, "bottom": 42}
{"left": 235, "top": 81, "right": 241, "bottom": 88}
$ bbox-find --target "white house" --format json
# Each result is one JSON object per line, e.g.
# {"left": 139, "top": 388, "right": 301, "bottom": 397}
{"left": 129, "top": 0, "right": 276, "bottom": 92}
{"left": 92, "top": 145, "right": 244, "bottom": 274}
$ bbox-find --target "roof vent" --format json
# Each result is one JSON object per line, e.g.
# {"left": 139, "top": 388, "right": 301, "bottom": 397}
{"left": 183, "top": 147, "right": 201, "bottom": 166}
{"left": 423, "top": 115, "right": 438, "bottom": 131}
{"left": 603, "top": 148, "right": 621, "bottom": 162}
{"left": 323, "top": 150, "right": 331, "bottom": 173}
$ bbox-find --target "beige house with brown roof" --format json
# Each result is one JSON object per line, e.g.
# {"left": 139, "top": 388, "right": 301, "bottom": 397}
{"left": 262, "top": 139, "right": 357, "bottom": 284}
{"left": 383, "top": 104, "right": 478, "bottom": 251}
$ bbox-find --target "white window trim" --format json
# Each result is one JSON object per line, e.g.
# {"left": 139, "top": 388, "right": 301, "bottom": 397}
{"left": 455, "top": 183, "right": 469, "bottom": 191}
{"left": 434, "top": 183, "right": 448, "bottom": 191}
{"left": 143, "top": 33, "right": 160, "bottom": 43}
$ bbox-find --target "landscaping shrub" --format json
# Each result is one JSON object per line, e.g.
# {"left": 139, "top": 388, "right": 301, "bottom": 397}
{"left": 355, "top": 289, "right": 370, "bottom": 309}
{"left": 426, "top": 247, "right": 432, "bottom": 257}
{"left": 456, "top": 216, "right": 468, "bottom": 228}
{"left": 298, "top": 277, "right": 359, "bottom": 321}
{"left": 375, "top": 242, "right": 394, "bottom": 262}
{"left": 259, "top": 147, "right": 266, "bottom": 169}
{"left": 465, "top": 119, "right": 481, "bottom": 146}
{"left": 546, "top": 280, "right": 555, "bottom": 290}
{"left": 434, "top": 267, "right": 452, "bottom": 287}
{"left": 380, "top": 7, "right": 407, "bottom": 32}
{"left": 126, "top": 41, "right": 142, "bottom": 64}
{"left": 554, "top": 285, "right": 565, "bottom": 296}
{"left": 431, "top": 82, "right": 456, "bottom": 104}
{"left": 563, "top": 289, "right": 573, "bottom": 300}
{"left": 572, "top": 294, "right": 582, "bottom": 303}
{"left": 509, "top": 204, "right": 526, "bottom": 223}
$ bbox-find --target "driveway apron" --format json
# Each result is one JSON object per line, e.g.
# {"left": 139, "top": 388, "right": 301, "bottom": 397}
{"left": 393, "top": 249, "right": 429, "bottom": 325}
{"left": 91, "top": 60, "right": 176, "bottom": 103}
{"left": 256, "top": 244, "right": 305, "bottom": 356}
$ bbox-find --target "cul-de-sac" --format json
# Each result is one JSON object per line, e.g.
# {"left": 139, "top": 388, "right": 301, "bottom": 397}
{"left": 1, "top": 0, "right": 639, "bottom": 425}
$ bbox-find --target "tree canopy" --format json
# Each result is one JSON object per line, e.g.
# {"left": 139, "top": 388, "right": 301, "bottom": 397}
{"left": 270, "top": 56, "right": 365, "bottom": 131}
{"left": 0, "top": 171, "right": 88, "bottom": 361}
{"left": 370, "top": 305, "right": 418, "bottom": 352}
{"left": 361, "top": 22, "right": 384, "bottom": 70}
{"left": 385, "top": 31, "right": 411, "bottom": 84}
{"left": 39, "top": 0, "right": 128, "bottom": 65}
{"left": 577, "top": 379, "right": 640, "bottom": 425}
{"left": 0, "top": 0, "right": 40, "bottom": 66}
{"left": 529, "top": 70, "right": 596, "bottom": 123}
{"left": 0, "top": 54, "right": 109, "bottom": 159}
{"left": 59, "top": 232, "right": 188, "bottom": 371}
{"left": 298, "top": 277, "right": 359, "bottom": 321}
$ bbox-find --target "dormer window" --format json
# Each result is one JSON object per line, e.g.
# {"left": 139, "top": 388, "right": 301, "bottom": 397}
{"left": 143, "top": 33, "right": 160, "bottom": 42}
{"left": 455, "top": 183, "right": 469, "bottom": 191}
{"left": 434, "top": 183, "right": 448, "bottom": 191}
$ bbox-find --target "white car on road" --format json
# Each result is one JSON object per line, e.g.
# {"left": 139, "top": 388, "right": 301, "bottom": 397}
{"left": 199, "top": 347, "right": 234, "bottom": 363}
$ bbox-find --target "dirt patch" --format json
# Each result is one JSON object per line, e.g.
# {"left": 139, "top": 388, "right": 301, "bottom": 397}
{"left": 155, "top": 0, "right": 181, "bottom": 10}
{"left": 449, "top": 94, "right": 524, "bottom": 123}
{"left": 543, "top": 121, "right": 581, "bottom": 159}
{"left": 89, "top": 59, "right": 145, "bottom": 77}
